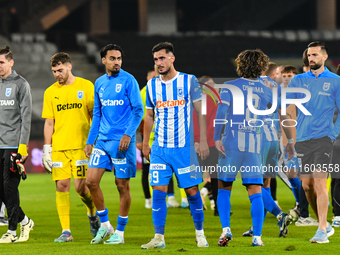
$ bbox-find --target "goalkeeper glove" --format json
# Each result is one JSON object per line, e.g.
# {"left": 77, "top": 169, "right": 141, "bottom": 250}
{"left": 10, "top": 153, "right": 27, "bottom": 180}
{"left": 42, "top": 144, "right": 52, "bottom": 174}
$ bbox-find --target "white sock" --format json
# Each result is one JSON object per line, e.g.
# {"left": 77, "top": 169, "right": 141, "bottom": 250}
{"left": 62, "top": 229, "right": 71, "bottom": 233}
{"left": 210, "top": 200, "right": 215, "bottom": 205}
{"left": 200, "top": 187, "right": 208, "bottom": 197}
{"left": 7, "top": 230, "right": 16, "bottom": 236}
{"left": 222, "top": 227, "right": 230, "bottom": 233}
{"left": 0, "top": 203, "right": 5, "bottom": 217}
{"left": 182, "top": 197, "right": 188, "bottom": 203}
{"left": 101, "top": 221, "right": 111, "bottom": 228}
{"left": 20, "top": 216, "right": 29, "bottom": 225}
{"left": 145, "top": 198, "right": 151, "bottom": 203}
{"left": 276, "top": 212, "right": 283, "bottom": 220}
{"left": 155, "top": 233, "right": 164, "bottom": 241}
{"left": 195, "top": 229, "right": 204, "bottom": 235}
{"left": 87, "top": 212, "right": 96, "bottom": 218}
{"left": 115, "top": 230, "right": 124, "bottom": 238}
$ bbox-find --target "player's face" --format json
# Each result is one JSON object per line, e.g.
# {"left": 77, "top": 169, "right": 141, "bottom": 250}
{"left": 153, "top": 49, "right": 174, "bottom": 75}
{"left": 103, "top": 50, "right": 122, "bottom": 74}
{"left": 282, "top": 72, "right": 295, "bottom": 87}
{"left": 51, "top": 63, "right": 71, "bottom": 85}
{"left": 307, "top": 46, "right": 327, "bottom": 70}
{"left": 0, "top": 55, "right": 13, "bottom": 78}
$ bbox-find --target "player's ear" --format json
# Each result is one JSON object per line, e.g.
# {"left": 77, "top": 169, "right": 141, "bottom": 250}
{"left": 171, "top": 55, "right": 175, "bottom": 63}
{"left": 9, "top": 59, "right": 14, "bottom": 67}
{"left": 102, "top": 57, "right": 106, "bottom": 65}
{"left": 68, "top": 63, "right": 72, "bottom": 71}
{"left": 323, "top": 53, "right": 328, "bottom": 62}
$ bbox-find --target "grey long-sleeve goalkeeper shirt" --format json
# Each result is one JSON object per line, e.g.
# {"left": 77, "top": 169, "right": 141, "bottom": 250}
{"left": 0, "top": 70, "right": 32, "bottom": 148}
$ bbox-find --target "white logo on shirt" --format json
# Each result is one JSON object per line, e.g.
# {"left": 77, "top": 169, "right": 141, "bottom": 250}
{"left": 323, "top": 82, "right": 330, "bottom": 91}
{"left": 116, "top": 84, "right": 122, "bottom": 93}
{"left": 5, "top": 88, "right": 11, "bottom": 97}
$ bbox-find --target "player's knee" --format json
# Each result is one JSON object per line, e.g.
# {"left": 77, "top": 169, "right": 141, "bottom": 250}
{"left": 86, "top": 178, "right": 98, "bottom": 190}
{"left": 116, "top": 182, "right": 129, "bottom": 194}
{"left": 302, "top": 182, "right": 313, "bottom": 193}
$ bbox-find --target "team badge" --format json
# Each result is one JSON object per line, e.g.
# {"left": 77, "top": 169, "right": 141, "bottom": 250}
{"left": 5, "top": 88, "right": 11, "bottom": 97}
{"left": 178, "top": 88, "right": 183, "bottom": 97}
{"left": 323, "top": 82, "right": 330, "bottom": 91}
{"left": 116, "top": 84, "right": 122, "bottom": 93}
{"left": 77, "top": 91, "right": 84, "bottom": 100}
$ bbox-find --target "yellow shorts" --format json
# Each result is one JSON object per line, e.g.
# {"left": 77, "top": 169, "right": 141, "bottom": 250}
{"left": 51, "top": 149, "right": 89, "bottom": 181}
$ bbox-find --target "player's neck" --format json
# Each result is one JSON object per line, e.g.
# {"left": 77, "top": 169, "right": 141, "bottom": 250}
{"left": 311, "top": 65, "right": 325, "bottom": 77}
{"left": 161, "top": 68, "right": 177, "bottom": 82}
{"left": 63, "top": 74, "right": 76, "bottom": 86}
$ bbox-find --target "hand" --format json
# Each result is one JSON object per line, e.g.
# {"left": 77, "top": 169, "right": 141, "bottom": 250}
{"left": 199, "top": 141, "right": 209, "bottom": 161}
{"left": 194, "top": 142, "right": 200, "bottom": 154}
{"left": 119, "top": 135, "right": 131, "bottom": 152}
{"left": 142, "top": 143, "right": 151, "bottom": 162}
{"left": 136, "top": 142, "right": 143, "bottom": 151}
{"left": 285, "top": 143, "right": 295, "bottom": 161}
{"left": 215, "top": 140, "right": 226, "bottom": 157}
{"left": 84, "top": 144, "right": 93, "bottom": 158}
{"left": 42, "top": 144, "right": 52, "bottom": 174}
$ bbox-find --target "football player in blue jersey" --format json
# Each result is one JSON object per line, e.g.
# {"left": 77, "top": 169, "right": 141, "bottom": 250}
{"left": 85, "top": 44, "right": 144, "bottom": 245}
{"left": 214, "top": 49, "right": 294, "bottom": 247}
{"left": 141, "top": 42, "right": 209, "bottom": 249}
{"left": 287, "top": 41, "right": 340, "bottom": 243}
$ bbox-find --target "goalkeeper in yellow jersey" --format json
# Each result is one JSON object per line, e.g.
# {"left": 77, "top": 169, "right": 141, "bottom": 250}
{"left": 42, "top": 53, "right": 99, "bottom": 242}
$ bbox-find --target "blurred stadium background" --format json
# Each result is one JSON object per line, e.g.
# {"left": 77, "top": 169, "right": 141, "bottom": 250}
{"left": 0, "top": 0, "right": 339, "bottom": 173}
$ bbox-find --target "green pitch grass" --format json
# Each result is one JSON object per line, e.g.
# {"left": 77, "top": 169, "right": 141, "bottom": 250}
{"left": 0, "top": 172, "right": 339, "bottom": 254}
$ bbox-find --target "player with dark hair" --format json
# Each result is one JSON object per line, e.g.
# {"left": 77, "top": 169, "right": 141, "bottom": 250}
{"left": 215, "top": 49, "right": 294, "bottom": 247}
{"left": 287, "top": 41, "right": 340, "bottom": 243}
{"left": 42, "top": 52, "right": 99, "bottom": 242}
{"left": 85, "top": 44, "right": 144, "bottom": 245}
{"left": 141, "top": 42, "right": 209, "bottom": 249}
{"left": 0, "top": 46, "right": 34, "bottom": 243}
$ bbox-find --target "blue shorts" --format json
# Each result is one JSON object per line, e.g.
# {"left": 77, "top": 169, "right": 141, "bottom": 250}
{"left": 218, "top": 150, "right": 263, "bottom": 185}
{"left": 283, "top": 146, "right": 301, "bottom": 170}
{"left": 149, "top": 145, "right": 202, "bottom": 189}
{"left": 262, "top": 140, "right": 279, "bottom": 177}
{"left": 88, "top": 139, "right": 136, "bottom": 179}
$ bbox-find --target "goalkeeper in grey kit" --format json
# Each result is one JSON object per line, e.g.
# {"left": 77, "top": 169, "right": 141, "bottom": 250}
{"left": 0, "top": 46, "right": 34, "bottom": 243}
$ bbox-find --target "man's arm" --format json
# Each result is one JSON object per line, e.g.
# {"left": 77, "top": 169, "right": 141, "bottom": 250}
{"left": 279, "top": 109, "right": 294, "bottom": 160}
{"left": 143, "top": 109, "right": 154, "bottom": 161}
{"left": 193, "top": 101, "right": 209, "bottom": 160}
{"left": 18, "top": 81, "right": 32, "bottom": 158}
{"left": 120, "top": 78, "right": 144, "bottom": 152}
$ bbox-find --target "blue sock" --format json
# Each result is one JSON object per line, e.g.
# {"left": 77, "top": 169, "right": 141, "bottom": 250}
{"left": 96, "top": 208, "right": 109, "bottom": 223}
{"left": 263, "top": 187, "right": 270, "bottom": 218}
{"left": 217, "top": 189, "right": 231, "bottom": 228}
{"left": 187, "top": 191, "right": 204, "bottom": 231}
{"left": 249, "top": 193, "right": 264, "bottom": 236}
{"left": 261, "top": 187, "right": 281, "bottom": 217}
{"left": 152, "top": 189, "right": 167, "bottom": 235}
{"left": 116, "top": 215, "right": 128, "bottom": 231}
{"left": 289, "top": 177, "right": 301, "bottom": 203}
{"left": 168, "top": 193, "right": 174, "bottom": 197}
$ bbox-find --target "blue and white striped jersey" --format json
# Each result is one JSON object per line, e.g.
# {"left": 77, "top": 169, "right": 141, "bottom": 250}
{"left": 145, "top": 72, "right": 201, "bottom": 148}
{"left": 261, "top": 76, "right": 280, "bottom": 142}
{"left": 214, "top": 77, "right": 273, "bottom": 154}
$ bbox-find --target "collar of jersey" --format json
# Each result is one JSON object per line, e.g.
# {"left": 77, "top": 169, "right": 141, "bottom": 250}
{"left": 1, "top": 70, "right": 18, "bottom": 82}
{"left": 106, "top": 69, "right": 122, "bottom": 79}
{"left": 159, "top": 71, "right": 179, "bottom": 84}
{"left": 306, "top": 66, "right": 330, "bottom": 78}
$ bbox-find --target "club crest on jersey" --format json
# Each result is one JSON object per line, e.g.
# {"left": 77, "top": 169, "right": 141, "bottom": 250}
{"left": 5, "top": 88, "right": 11, "bottom": 97}
{"left": 116, "top": 84, "right": 122, "bottom": 93}
{"left": 178, "top": 88, "right": 183, "bottom": 97}
{"left": 323, "top": 82, "right": 330, "bottom": 91}
{"left": 77, "top": 91, "right": 84, "bottom": 100}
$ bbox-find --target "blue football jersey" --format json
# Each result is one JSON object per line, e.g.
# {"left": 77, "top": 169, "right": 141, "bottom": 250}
{"left": 87, "top": 69, "right": 144, "bottom": 144}
{"left": 287, "top": 67, "right": 340, "bottom": 142}
{"left": 145, "top": 72, "right": 202, "bottom": 148}
{"left": 214, "top": 77, "right": 273, "bottom": 153}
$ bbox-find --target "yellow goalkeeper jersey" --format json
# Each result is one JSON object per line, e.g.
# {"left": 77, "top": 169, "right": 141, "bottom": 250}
{"left": 42, "top": 77, "right": 94, "bottom": 152}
